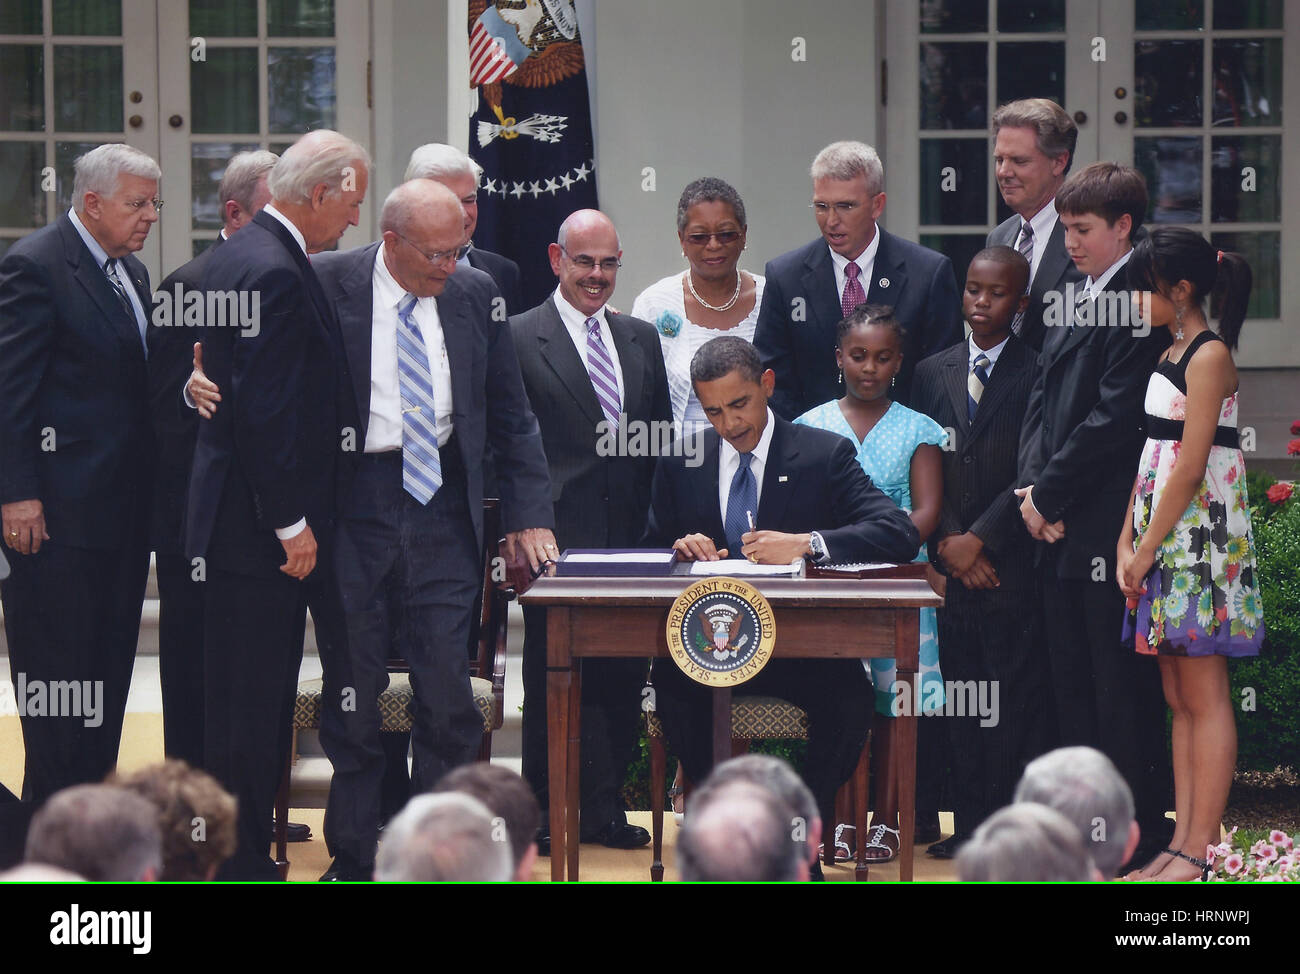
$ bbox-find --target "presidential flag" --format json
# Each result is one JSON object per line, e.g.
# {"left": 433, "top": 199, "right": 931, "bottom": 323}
{"left": 468, "top": 0, "right": 598, "bottom": 309}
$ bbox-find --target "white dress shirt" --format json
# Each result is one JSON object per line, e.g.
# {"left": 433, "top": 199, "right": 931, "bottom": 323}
{"left": 1017, "top": 199, "right": 1059, "bottom": 285}
{"left": 260, "top": 203, "right": 307, "bottom": 256}
{"left": 553, "top": 285, "right": 624, "bottom": 403}
{"left": 718, "top": 408, "right": 776, "bottom": 525}
{"left": 829, "top": 223, "right": 881, "bottom": 302}
{"left": 968, "top": 333, "right": 1010, "bottom": 380}
{"left": 1084, "top": 248, "right": 1132, "bottom": 301}
{"left": 366, "top": 243, "right": 454, "bottom": 453}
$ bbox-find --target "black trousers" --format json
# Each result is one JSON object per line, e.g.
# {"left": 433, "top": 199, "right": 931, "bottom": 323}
{"left": 1, "top": 531, "right": 149, "bottom": 803}
{"left": 652, "top": 658, "right": 872, "bottom": 827}
{"left": 521, "top": 605, "right": 645, "bottom": 832}
{"left": 1042, "top": 576, "right": 1172, "bottom": 836}
{"left": 322, "top": 449, "right": 484, "bottom": 868}
{"left": 938, "top": 587, "right": 1055, "bottom": 839}
{"left": 155, "top": 544, "right": 206, "bottom": 769}
{"left": 203, "top": 549, "right": 346, "bottom": 882}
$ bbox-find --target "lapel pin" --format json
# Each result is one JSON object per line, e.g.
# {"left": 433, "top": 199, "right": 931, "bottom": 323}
{"left": 778, "top": 475, "right": 788, "bottom": 483}
{"left": 879, "top": 277, "right": 890, "bottom": 288}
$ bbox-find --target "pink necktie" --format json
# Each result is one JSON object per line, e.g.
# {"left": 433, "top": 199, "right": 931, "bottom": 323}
{"left": 842, "top": 261, "right": 865, "bottom": 318}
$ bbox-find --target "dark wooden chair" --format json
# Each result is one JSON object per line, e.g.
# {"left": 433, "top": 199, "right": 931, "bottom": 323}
{"left": 272, "top": 499, "right": 514, "bottom": 877}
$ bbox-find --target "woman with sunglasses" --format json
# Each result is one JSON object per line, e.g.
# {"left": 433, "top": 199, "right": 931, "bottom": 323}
{"left": 632, "top": 177, "right": 764, "bottom": 435}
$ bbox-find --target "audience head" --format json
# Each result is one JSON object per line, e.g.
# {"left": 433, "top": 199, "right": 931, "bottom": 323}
{"left": 266, "top": 129, "right": 370, "bottom": 252}
{"left": 1055, "top": 162, "right": 1147, "bottom": 280}
{"left": 71, "top": 143, "right": 162, "bottom": 258}
{"left": 809, "top": 141, "right": 886, "bottom": 261}
{"left": 114, "top": 760, "right": 237, "bottom": 882}
{"left": 690, "top": 335, "right": 773, "bottom": 453}
{"left": 1014, "top": 746, "right": 1138, "bottom": 879}
{"left": 549, "top": 209, "right": 622, "bottom": 318}
{"left": 380, "top": 179, "right": 466, "bottom": 299}
{"left": 25, "top": 785, "right": 162, "bottom": 882}
{"left": 992, "top": 98, "right": 1077, "bottom": 218}
{"left": 679, "top": 779, "right": 807, "bottom": 882}
{"left": 217, "top": 149, "right": 278, "bottom": 234}
{"left": 704, "top": 755, "right": 820, "bottom": 866}
{"left": 0, "top": 863, "right": 84, "bottom": 882}
{"left": 1129, "top": 226, "right": 1252, "bottom": 351}
{"left": 374, "top": 793, "right": 511, "bottom": 882}
{"left": 957, "top": 802, "right": 1101, "bottom": 882}
{"left": 404, "top": 143, "right": 482, "bottom": 239}
{"left": 433, "top": 763, "right": 540, "bottom": 881}
{"left": 676, "top": 177, "right": 748, "bottom": 290}
{"left": 963, "top": 246, "right": 1030, "bottom": 342}
{"left": 835, "top": 304, "right": 904, "bottom": 405}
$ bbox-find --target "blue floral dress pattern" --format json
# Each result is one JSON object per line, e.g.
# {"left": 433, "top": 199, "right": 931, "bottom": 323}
{"left": 1122, "top": 335, "right": 1264, "bottom": 657}
{"left": 795, "top": 400, "right": 948, "bottom": 715}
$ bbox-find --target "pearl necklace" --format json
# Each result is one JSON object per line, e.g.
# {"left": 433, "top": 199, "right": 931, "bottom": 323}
{"left": 686, "top": 270, "right": 742, "bottom": 313}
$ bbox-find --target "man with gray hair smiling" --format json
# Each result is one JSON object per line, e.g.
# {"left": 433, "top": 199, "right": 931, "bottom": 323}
{"left": 0, "top": 142, "right": 161, "bottom": 804}
{"left": 374, "top": 792, "right": 512, "bottom": 883}
{"left": 405, "top": 142, "right": 523, "bottom": 314}
{"left": 1013, "top": 745, "right": 1141, "bottom": 879}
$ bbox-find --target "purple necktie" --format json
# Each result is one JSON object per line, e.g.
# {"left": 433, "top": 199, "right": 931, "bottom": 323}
{"left": 585, "top": 317, "right": 621, "bottom": 426}
{"left": 842, "top": 261, "right": 866, "bottom": 318}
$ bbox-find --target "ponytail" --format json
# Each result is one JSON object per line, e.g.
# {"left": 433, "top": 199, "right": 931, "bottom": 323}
{"left": 1212, "top": 250, "right": 1252, "bottom": 351}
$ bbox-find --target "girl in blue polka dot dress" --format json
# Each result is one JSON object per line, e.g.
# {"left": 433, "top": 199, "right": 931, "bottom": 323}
{"left": 796, "top": 304, "right": 946, "bottom": 863}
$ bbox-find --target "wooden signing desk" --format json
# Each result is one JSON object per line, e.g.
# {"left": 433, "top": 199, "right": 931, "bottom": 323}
{"left": 520, "top": 570, "right": 943, "bottom": 882}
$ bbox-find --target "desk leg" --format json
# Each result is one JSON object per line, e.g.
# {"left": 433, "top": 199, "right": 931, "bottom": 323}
{"left": 566, "top": 656, "right": 582, "bottom": 882}
{"left": 546, "top": 608, "right": 571, "bottom": 882}
{"left": 896, "top": 609, "right": 919, "bottom": 883}
{"left": 711, "top": 687, "right": 732, "bottom": 766}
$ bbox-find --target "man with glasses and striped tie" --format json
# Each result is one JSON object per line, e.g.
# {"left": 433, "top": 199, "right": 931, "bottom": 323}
{"left": 510, "top": 209, "right": 672, "bottom": 853}
{"left": 0, "top": 143, "right": 161, "bottom": 805}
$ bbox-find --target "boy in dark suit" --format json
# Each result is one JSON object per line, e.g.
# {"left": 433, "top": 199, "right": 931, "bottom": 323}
{"left": 913, "top": 246, "right": 1052, "bottom": 857}
{"left": 644, "top": 336, "right": 919, "bottom": 827}
{"left": 1014, "top": 163, "right": 1172, "bottom": 866}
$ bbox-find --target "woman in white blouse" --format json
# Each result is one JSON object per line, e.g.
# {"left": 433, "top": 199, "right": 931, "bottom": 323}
{"left": 632, "top": 177, "right": 765, "bottom": 436}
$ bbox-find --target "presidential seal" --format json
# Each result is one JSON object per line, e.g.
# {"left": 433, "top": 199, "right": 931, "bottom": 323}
{"left": 665, "top": 578, "right": 776, "bottom": 687}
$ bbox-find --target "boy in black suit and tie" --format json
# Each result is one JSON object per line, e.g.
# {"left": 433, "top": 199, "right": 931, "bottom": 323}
{"left": 912, "top": 247, "right": 1053, "bottom": 857}
{"left": 1014, "top": 163, "right": 1172, "bottom": 867}
{"left": 644, "top": 336, "right": 919, "bottom": 829}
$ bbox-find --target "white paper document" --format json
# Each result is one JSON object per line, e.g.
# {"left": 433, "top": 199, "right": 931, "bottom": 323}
{"left": 563, "top": 551, "right": 677, "bottom": 564}
{"left": 688, "top": 559, "right": 805, "bottom": 577}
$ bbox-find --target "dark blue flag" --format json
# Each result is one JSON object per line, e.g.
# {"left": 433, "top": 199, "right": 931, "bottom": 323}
{"left": 467, "top": 1, "right": 599, "bottom": 310}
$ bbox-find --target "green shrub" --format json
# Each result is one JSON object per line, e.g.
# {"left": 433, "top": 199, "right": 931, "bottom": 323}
{"left": 1232, "top": 498, "right": 1300, "bottom": 771}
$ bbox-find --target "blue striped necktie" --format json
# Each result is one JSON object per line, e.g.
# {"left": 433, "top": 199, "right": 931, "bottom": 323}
{"left": 585, "top": 316, "right": 621, "bottom": 426}
{"left": 396, "top": 293, "right": 442, "bottom": 504}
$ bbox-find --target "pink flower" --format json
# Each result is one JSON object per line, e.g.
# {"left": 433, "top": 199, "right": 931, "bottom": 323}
{"left": 1170, "top": 394, "right": 1187, "bottom": 421}
{"left": 1270, "top": 830, "right": 1291, "bottom": 848}
{"left": 1267, "top": 482, "right": 1294, "bottom": 505}
{"left": 1214, "top": 841, "right": 1233, "bottom": 859}
{"left": 1224, "top": 853, "right": 1245, "bottom": 875}
{"left": 1288, "top": 438, "right": 1300, "bottom": 457}
{"left": 1276, "top": 856, "right": 1292, "bottom": 874}
{"left": 1291, "top": 419, "right": 1300, "bottom": 435}
{"left": 1255, "top": 843, "right": 1279, "bottom": 863}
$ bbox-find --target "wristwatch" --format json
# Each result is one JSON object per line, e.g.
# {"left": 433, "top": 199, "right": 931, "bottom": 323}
{"left": 806, "top": 531, "right": 827, "bottom": 563}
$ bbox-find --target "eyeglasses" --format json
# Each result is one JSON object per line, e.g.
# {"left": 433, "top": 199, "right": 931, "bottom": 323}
{"left": 124, "top": 198, "right": 164, "bottom": 212}
{"left": 683, "top": 230, "right": 742, "bottom": 246}
{"left": 393, "top": 230, "right": 466, "bottom": 266}
{"left": 810, "top": 201, "right": 865, "bottom": 216}
{"left": 560, "top": 246, "right": 621, "bottom": 273}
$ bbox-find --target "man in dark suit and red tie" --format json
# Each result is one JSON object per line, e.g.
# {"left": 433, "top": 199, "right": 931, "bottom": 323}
{"left": 511, "top": 209, "right": 672, "bottom": 852}
{"left": 0, "top": 143, "right": 161, "bottom": 803}
{"left": 185, "top": 129, "right": 369, "bottom": 880}
{"left": 753, "top": 140, "right": 962, "bottom": 415}
{"left": 148, "top": 149, "right": 278, "bottom": 771}
{"left": 643, "top": 336, "right": 920, "bottom": 831}
{"left": 986, "top": 99, "right": 1085, "bottom": 353}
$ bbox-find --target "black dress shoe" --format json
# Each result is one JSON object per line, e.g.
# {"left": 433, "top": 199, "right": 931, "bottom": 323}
{"left": 270, "top": 821, "right": 312, "bottom": 843}
{"left": 319, "top": 854, "right": 371, "bottom": 882}
{"left": 926, "top": 836, "right": 968, "bottom": 859}
{"left": 584, "top": 819, "right": 651, "bottom": 849}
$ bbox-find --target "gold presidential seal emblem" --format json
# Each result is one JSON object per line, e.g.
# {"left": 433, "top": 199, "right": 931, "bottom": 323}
{"left": 665, "top": 578, "right": 776, "bottom": 687}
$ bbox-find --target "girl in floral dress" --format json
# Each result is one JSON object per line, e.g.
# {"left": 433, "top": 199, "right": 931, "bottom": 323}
{"left": 1118, "top": 227, "right": 1264, "bottom": 882}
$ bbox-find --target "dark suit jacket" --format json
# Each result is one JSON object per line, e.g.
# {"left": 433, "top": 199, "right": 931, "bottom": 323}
{"left": 0, "top": 214, "right": 153, "bottom": 549}
{"left": 311, "top": 242, "right": 553, "bottom": 549}
{"left": 510, "top": 296, "right": 671, "bottom": 548}
{"left": 1017, "top": 261, "right": 1170, "bottom": 579}
{"left": 465, "top": 247, "right": 523, "bottom": 318}
{"left": 185, "top": 210, "right": 356, "bottom": 578}
{"left": 642, "top": 415, "right": 920, "bottom": 564}
{"left": 987, "top": 213, "right": 1083, "bottom": 353}
{"left": 148, "top": 235, "right": 221, "bottom": 552}
{"left": 754, "top": 230, "right": 962, "bottom": 417}
{"left": 912, "top": 336, "right": 1038, "bottom": 593}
